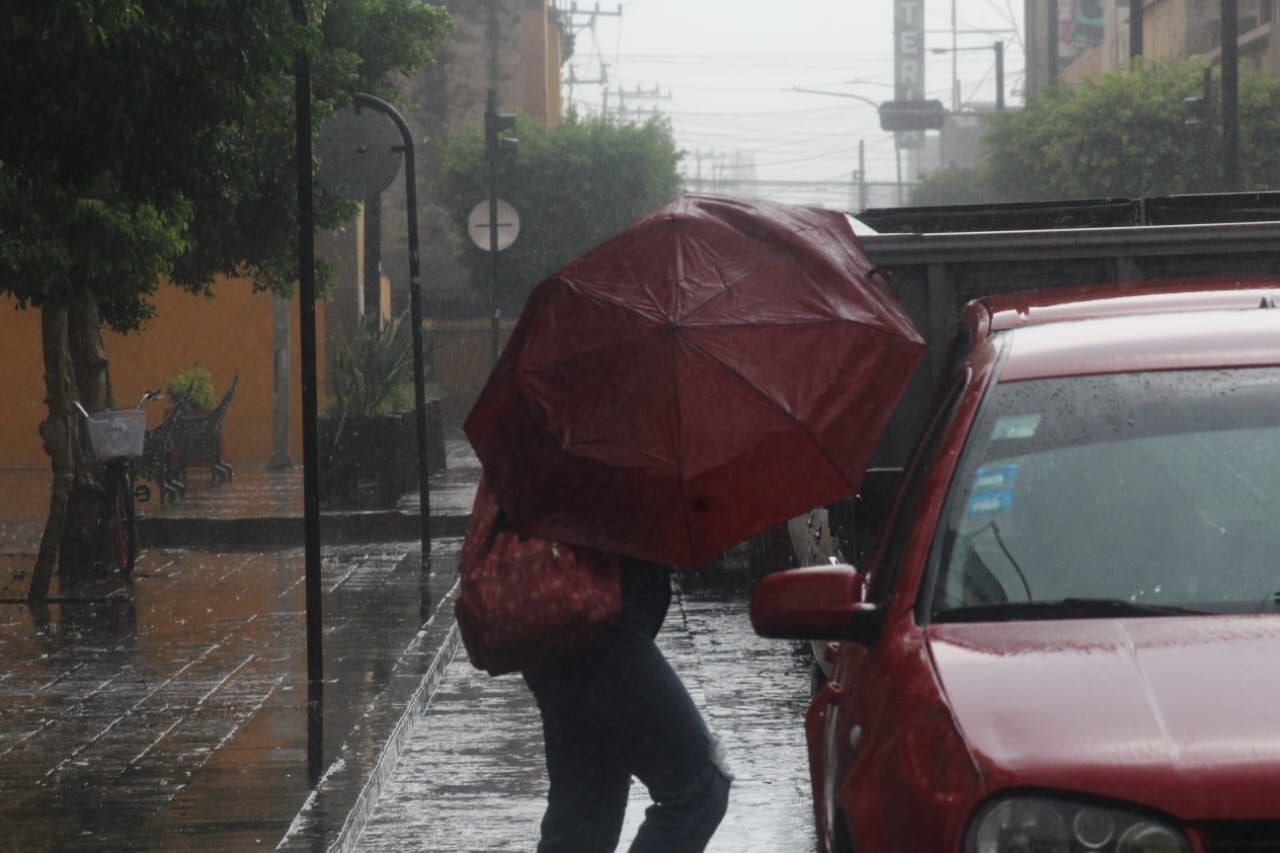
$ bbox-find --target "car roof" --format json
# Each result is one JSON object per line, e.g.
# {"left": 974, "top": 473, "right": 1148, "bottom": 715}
{"left": 959, "top": 279, "right": 1280, "bottom": 382}
{"left": 977, "top": 277, "right": 1280, "bottom": 332}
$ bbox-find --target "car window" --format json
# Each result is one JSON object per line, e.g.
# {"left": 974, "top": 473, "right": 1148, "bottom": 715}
{"left": 931, "top": 366, "right": 1280, "bottom": 619}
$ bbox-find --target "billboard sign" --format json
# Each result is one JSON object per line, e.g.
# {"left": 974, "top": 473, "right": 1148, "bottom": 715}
{"left": 894, "top": 0, "right": 926, "bottom": 149}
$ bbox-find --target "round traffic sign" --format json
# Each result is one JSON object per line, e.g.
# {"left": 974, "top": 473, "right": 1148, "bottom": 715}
{"left": 468, "top": 199, "right": 522, "bottom": 252}
{"left": 316, "top": 105, "right": 404, "bottom": 200}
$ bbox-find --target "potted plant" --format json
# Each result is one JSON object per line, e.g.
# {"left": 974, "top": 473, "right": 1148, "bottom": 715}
{"left": 319, "top": 315, "right": 443, "bottom": 508}
{"left": 165, "top": 365, "right": 215, "bottom": 412}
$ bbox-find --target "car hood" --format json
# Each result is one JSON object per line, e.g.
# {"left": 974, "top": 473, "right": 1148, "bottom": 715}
{"left": 928, "top": 615, "right": 1280, "bottom": 820}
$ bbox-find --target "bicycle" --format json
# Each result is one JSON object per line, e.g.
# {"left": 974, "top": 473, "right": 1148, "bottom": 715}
{"left": 75, "top": 389, "right": 163, "bottom": 580}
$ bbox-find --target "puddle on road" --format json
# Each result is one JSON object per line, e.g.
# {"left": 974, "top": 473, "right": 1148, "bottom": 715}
{"left": 358, "top": 586, "right": 818, "bottom": 852}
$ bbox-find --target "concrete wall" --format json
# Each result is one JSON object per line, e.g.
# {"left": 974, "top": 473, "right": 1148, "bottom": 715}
{"left": 0, "top": 278, "right": 324, "bottom": 467}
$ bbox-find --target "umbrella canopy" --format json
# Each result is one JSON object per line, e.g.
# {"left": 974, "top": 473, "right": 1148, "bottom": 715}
{"left": 465, "top": 194, "right": 925, "bottom": 569}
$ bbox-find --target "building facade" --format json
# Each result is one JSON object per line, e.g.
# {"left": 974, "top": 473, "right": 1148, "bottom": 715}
{"left": 1026, "top": 0, "right": 1280, "bottom": 97}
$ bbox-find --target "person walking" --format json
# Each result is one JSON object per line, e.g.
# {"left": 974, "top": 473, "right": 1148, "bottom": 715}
{"left": 522, "top": 555, "right": 732, "bottom": 852}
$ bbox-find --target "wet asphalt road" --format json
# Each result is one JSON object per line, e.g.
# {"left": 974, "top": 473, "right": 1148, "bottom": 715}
{"left": 357, "top": 580, "right": 819, "bottom": 852}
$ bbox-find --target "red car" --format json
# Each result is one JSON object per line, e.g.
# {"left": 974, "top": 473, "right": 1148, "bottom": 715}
{"left": 751, "top": 281, "right": 1280, "bottom": 853}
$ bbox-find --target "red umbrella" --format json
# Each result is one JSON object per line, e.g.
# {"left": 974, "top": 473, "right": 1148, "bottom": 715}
{"left": 465, "top": 194, "right": 924, "bottom": 569}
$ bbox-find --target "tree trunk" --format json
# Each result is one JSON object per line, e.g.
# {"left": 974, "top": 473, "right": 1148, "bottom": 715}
{"left": 28, "top": 291, "right": 115, "bottom": 600}
{"left": 60, "top": 291, "right": 115, "bottom": 583}
{"left": 28, "top": 306, "right": 74, "bottom": 602}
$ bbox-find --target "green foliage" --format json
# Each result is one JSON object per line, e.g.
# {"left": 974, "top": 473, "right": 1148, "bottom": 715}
{"left": 438, "top": 113, "right": 683, "bottom": 312}
{"left": 912, "top": 60, "right": 1280, "bottom": 205}
{"left": 908, "top": 164, "right": 995, "bottom": 207}
{"left": 0, "top": 0, "right": 452, "bottom": 331}
{"left": 327, "top": 316, "right": 415, "bottom": 417}
{"left": 165, "top": 365, "right": 215, "bottom": 409}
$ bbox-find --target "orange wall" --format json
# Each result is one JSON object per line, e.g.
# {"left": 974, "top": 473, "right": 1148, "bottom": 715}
{"left": 0, "top": 276, "right": 324, "bottom": 467}
{"left": 521, "top": 1, "right": 565, "bottom": 127}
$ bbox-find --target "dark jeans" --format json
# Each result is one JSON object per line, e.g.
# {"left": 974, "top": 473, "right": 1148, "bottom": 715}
{"left": 523, "top": 621, "right": 732, "bottom": 852}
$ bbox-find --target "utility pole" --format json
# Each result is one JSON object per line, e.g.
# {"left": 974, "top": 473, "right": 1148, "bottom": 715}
{"left": 485, "top": 0, "right": 517, "bottom": 367}
{"left": 565, "top": 2, "right": 622, "bottom": 33}
{"left": 1222, "top": 0, "right": 1240, "bottom": 191}
{"left": 1129, "top": 0, "right": 1143, "bottom": 60}
{"left": 857, "top": 140, "right": 867, "bottom": 211}
{"left": 566, "top": 63, "right": 608, "bottom": 112}
{"left": 565, "top": 2, "right": 621, "bottom": 115}
{"left": 995, "top": 41, "right": 1005, "bottom": 111}
{"left": 1184, "top": 67, "right": 1216, "bottom": 191}
{"left": 485, "top": 90, "right": 517, "bottom": 369}
{"left": 612, "top": 84, "right": 671, "bottom": 123}
{"left": 951, "top": 0, "right": 960, "bottom": 110}
{"left": 1047, "top": 0, "right": 1060, "bottom": 88}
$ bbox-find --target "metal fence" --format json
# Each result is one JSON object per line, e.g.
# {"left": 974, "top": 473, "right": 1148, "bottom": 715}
{"left": 427, "top": 316, "right": 518, "bottom": 423}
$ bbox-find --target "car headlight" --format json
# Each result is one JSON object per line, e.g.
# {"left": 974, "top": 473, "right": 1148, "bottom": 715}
{"left": 966, "top": 794, "right": 1189, "bottom": 853}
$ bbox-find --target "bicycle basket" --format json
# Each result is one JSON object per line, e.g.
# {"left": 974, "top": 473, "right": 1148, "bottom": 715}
{"left": 87, "top": 410, "right": 147, "bottom": 460}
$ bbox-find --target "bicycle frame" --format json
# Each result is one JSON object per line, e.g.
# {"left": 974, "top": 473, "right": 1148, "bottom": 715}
{"left": 76, "top": 389, "right": 163, "bottom": 580}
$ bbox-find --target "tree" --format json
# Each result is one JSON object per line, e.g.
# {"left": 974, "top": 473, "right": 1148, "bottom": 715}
{"left": 911, "top": 60, "right": 1280, "bottom": 204}
{"left": 0, "top": 1, "right": 451, "bottom": 598}
{"left": 908, "top": 163, "right": 995, "bottom": 207}
{"left": 437, "top": 113, "right": 683, "bottom": 313}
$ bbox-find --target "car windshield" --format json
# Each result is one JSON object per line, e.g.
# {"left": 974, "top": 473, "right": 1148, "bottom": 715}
{"left": 930, "top": 365, "right": 1280, "bottom": 622}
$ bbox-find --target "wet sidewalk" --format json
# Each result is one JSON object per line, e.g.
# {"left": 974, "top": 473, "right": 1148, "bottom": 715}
{"left": 0, "top": 440, "right": 480, "bottom": 851}
{"left": 355, "top": 577, "right": 818, "bottom": 852}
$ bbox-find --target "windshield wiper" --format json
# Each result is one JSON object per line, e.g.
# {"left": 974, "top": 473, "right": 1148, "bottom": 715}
{"left": 933, "top": 597, "right": 1208, "bottom": 624}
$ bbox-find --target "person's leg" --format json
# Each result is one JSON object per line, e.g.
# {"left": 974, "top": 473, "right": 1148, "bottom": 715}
{"left": 526, "top": 668, "right": 632, "bottom": 853}
{"left": 606, "top": 630, "right": 732, "bottom": 853}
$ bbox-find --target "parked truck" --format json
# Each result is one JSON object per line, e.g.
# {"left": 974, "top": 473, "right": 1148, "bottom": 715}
{"left": 782, "top": 191, "right": 1280, "bottom": 572}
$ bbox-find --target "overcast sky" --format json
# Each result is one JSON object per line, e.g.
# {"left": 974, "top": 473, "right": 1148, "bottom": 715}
{"left": 561, "top": 0, "right": 1025, "bottom": 205}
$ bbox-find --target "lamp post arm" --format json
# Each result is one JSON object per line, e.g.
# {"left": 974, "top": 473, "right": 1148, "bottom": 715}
{"left": 790, "top": 87, "right": 883, "bottom": 111}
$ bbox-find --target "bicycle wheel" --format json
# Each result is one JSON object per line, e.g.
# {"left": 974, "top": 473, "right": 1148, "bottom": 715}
{"left": 104, "top": 463, "right": 139, "bottom": 580}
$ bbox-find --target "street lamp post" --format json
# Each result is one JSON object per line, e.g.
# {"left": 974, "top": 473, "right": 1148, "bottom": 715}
{"left": 351, "top": 93, "right": 434, "bottom": 578}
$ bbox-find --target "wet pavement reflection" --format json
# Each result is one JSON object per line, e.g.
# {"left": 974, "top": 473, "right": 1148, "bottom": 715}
{"left": 357, "top": 576, "right": 818, "bottom": 852}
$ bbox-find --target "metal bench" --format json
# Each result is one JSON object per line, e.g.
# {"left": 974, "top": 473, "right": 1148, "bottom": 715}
{"left": 136, "top": 397, "right": 191, "bottom": 503}
{"left": 173, "top": 372, "right": 238, "bottom": 485}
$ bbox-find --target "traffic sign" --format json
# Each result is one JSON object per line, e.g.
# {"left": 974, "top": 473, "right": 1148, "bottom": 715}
{"left": 315, "top": 105, "right": 404, "bottom": 200}
{"left": 468, "top": 199, "right": 521, "bottom": 252}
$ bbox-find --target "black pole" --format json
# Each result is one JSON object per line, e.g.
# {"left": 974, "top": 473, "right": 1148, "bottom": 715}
{"left": 353, "top": 93, "right": 434, "bottom": 578}
{"left": 487, "top": 89, "right": 502, "bottom": 370}
{"left": 994, "top": 41, "right": 1005, "bottom": 111}
{"left": 291, "top": 0, "right": 324, "bottom": 786}
{"left": 486, "top": 0, "right": 502, "bottom": 370}
{"left": 362, "top": 192, "right": 382, "bottom": 322}
{"left": 290, "top": 0, "right": 323, "bottom": 692}
{"left": 1129, "top": 0, "right": 1143, "bottom": 59}
{"left": 1221, "top": 0, "right": 1240, "bottom": 191}
{"left": 858, "top": 139, "right": 867, "bottom": 211}
{"left": 1047, "top": 0, "right": 1060, "bottom": 88}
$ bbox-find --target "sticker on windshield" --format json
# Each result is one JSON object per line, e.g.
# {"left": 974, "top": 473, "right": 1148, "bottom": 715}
{"left": 991, "top": 413, "right": 1041, "bottom": 440}
{"left": 967, "top": 489, "right": 1013, "bottom": 516}
{"left": 966, "top": 463, "right": 1018, "bottom": 517}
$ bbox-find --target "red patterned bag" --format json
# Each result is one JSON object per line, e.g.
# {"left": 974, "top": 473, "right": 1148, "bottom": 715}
{"left": 455, "top": 477, "right": 622, "bottom": 676}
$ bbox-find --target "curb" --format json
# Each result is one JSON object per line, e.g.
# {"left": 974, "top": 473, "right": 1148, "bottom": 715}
{"left": 138, "top": 513, "right": 471, "bottom": 549}
{"left": 276, "top": 564, "right": 464, "bottom": 853}
{"left": 327, "top": 621, "right": 462, "bottom": 853}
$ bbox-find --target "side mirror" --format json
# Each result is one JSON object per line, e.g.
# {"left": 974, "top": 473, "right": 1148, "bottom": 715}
{"left": 750, "top": 564, "right": 882, "bottom": 645}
